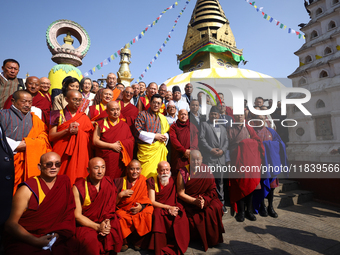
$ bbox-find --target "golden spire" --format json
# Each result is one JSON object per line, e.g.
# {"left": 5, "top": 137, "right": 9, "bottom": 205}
{"left": 178, "top": 0, "right": 244, "bottom": 72}
{"left": 63, "top": 32, "right": 74, "bottom": 45}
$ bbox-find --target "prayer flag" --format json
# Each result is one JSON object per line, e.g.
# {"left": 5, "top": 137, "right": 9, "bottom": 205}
{"left": 264, "top": 14, "right": 267, "bottom": 19}
{"left": 92, "top": 67, "right": 96, "bottom": 72}
{"left": 111, "top": 55, "right": 115, "bottom": 60}
{"left": 96, "top": 64, "right": 101, "bottom": 70}
{"left": 114, "top": 52, "right": 118, "bottom": 58}
{"left": 89, "top": 70, "right": 93, "bottom": 75}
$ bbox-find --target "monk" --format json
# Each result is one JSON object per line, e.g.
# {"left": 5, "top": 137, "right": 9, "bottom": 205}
{"left": 147, "top": 161, "right": 190, "bottom": 255}
{"left": 49, "top": 90, "right": 94, "bottom": 185}
{"left": 227, "top": 114, "right": 265, "bottom": 222}
{"left": 119, "top": 87, "right": 139, "bottom": 128}
{"left": 73, "top": 157, "right": 123, "bottom": 255}
{"left": 93, "top": 101, "right": 134, "bottom": 180}
{"left": 0, "top": 90, "right": 51, "bottom": 192}
{"left": 4, "top": 76, "right": 52, "bottom": 125}
{"left": 169, "top": 109, "right": 198, "bottom": 174}
{"left": 88, "top": 88, "right": 113, "bottom": 122}
{"left": 93, "top": 73, "right": 121, "bottom": 105}
{"left": 115, "top": 160, "right": 154, "bottom": 252}
{"left": 177, "top": 150, "right": 224, "bottom": 252}
{"left": 4, "top": 152, "right": 77, "bottom": 254}
{"left": 134, "top": 94, "right": 170, "bottom": 178}
{"left": 39, "top": 77, "right": 52, "bottom": 102}
{"left": 138, "top": 82, "right": 165, "bottom": 114}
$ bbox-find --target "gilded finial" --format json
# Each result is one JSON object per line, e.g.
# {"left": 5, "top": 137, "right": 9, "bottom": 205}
{"left": 26, "top": 72, "right": 29, "bottom": 78}
{"left": 63, "top": 32, "right": 74, "bottom": 45}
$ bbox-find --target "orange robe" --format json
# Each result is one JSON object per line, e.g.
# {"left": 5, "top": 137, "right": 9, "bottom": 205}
{"left": 115, "top": 175, "right": 154, "bottom": 239}
{"left": 13, "top": 113, "right": 52, "bottom": 192}
{"left": 52, "top": 112, "right": 94, "bottom": 185}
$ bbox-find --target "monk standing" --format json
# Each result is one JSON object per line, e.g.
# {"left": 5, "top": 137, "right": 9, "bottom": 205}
{"left": 147, "top": 161, "right": 190, "bottom": 255}
{"left": 177, "top": 150, "right": 224, "bottom": 251}
{"left": 73, "top": 157, "right": 123, "bottom": 255}
{"left": 93, "top": 101, "right": 134, "bottom": 180}
{"left": 49, "top": 90, "right": 94, "bottom": 185}
{"left": 169, "top": 109, "right": 198, "bottom": 174}
{"left": 4, "top": 152, "right": 77, "bottom": 254}
{"left": 119, "top": 87, "right": 139, "bottom": 128}
{"left": 88, "top": 88, "right": 113, "bottom": 122}
{"left": 115, "top": 160, "right": 153, "bottom": 252}
{"left": 3, "top": 76, "right": 52, "bottom": 124}
{"left": 0, "top": 90, "right": 51, "bottom": 192}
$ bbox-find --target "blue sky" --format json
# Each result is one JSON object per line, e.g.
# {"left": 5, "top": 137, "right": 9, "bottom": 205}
{"left": 0, "top": 0, "right": 309, "bottom": 86}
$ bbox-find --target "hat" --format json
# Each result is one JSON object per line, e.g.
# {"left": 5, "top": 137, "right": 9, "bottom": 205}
{"left": 209, "top": 106, "right": 221, "bottom": 115}
{"left": 166, "top": 100, "right": 176, "bottom": 108}
{"left": 172, "top": 85, "right": 181, "bottom": 93}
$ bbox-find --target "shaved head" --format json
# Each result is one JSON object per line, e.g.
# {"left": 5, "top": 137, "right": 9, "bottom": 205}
{"left": 40, "top": 152, "right": 61, "bottom": 164}
{"left": 88, "top": 157, "right": 105, "bottom": 168}
{"left": 66, "top": 89, "right": 82, "bottom": 99}
{"left": 128, "top": 159, "right": 141, "bottom": 169}
{"left": 107, "top": 101, "right": 119, "bottom": 109}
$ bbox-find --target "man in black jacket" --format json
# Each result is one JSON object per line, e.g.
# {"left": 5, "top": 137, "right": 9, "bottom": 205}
{"left": 0, "top": 122, "right": 15, "bottom": 241}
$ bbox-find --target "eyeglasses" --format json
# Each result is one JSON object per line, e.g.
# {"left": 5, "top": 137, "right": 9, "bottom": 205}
{"left": 44, "top": 161, "right": 61, "bottom": 168}
{"left": 71, "top": 98, "right": 83, "bottom": 103}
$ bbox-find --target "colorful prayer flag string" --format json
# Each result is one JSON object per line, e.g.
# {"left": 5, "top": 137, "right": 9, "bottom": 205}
{"left": 136, "top": 0, "right": 191, "bottom": 83}
{"left": 244, "top": 0, "right": 305, "bottom": 39}
{"left": 83, "top": 0, "right": 182, "bottom": 77}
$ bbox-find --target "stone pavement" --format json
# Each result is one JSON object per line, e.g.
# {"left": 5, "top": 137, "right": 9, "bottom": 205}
{"left": 120, "top": 201, "right": 340, "bottom": 255}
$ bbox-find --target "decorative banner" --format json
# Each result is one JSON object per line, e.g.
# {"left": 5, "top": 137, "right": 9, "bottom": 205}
{"left": 137, "top": 0, "right": 191, "bottom": 82}
{"left": 245, "top": 0, "right": 305, "bottom": 39}
{"left": 83, "top": 0, "right": 182, "bottom": 77}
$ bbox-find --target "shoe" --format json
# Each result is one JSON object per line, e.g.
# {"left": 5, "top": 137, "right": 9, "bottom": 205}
{"left": 259, "top": 206, "right": 268, "bottom": 217}
{"left": 120, "top": 245, "right": 129, "bottom": 252}
{"left": 222, "top": 206, "right": 228, "bottom": 214}
{"left": 268, "top": 206, "right": 278, "bottom": 218}
{"left": 134, "top": 245, "right": 141, "bottom": 251}
{"left": 235, "top": 212, "right": 245, "bottom": 222}
{"left": 245, "top": 211, "right": 257, "bottom": 221}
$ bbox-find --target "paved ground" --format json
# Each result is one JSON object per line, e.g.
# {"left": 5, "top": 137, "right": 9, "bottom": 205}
{"left": 120, "top": 201, "right": 340, "bottom": 255}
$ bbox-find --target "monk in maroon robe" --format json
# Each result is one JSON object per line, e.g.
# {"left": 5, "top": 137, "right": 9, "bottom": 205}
{"left": 88, "top": 88, "right": 113, "bottom": 123}
{"left": 4, "top": 152, "right": 77, "bottom": 255}
{"left": 169, "top": 109, "right": 198, "bottom": 174}
{"left": 138, "top": 82, "right": 166, "bottom": 115}
{"left": 93, "top": 101, "right": 134, "bottom": 180}
{"left": 49, "top": 90, "right": 94, "bottom": 185}
{"left": 227, "top": 114, "right": 265, "bottom": 222}
{"left": 73, "top": 157, "right": 123, "bottom": 255}
{"left": 147, "top": 161, "right": 189, "bottom": 255}
{"left": 177, "top": 150, "right": 224, "bottom": 252}
{"left": 3, "top": 76, "right": 51, "bottom": 125}
{"left": 119, "top": 87, "right": 139, "bottom": 128}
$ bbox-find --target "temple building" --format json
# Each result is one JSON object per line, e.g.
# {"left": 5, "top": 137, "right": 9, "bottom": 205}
{"left": 287, "top": 0, "right": 340, "bottom": 163}
{"left": 177, "top": 0, "right": 244, "bottom": 72}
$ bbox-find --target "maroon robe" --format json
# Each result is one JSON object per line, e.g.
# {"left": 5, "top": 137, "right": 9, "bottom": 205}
{"left": 4, "top": 92, "right": 51, "bottom": 125}
{"left": 88, "top": 103, "right": 108, "bottom": 121}
{"left": 169, "top": 119, "right": 198, "bottom": 173}
{"left": 74, "top": 176, "right": 123, "bottom": 254}
{"left": 5, "top": 175, "right": 77, "bottom": 255}
{"left": 178, "top": 165, "right": 224, "bottom": 251}
{"left": 228, "top": 125, "right": 265, "bottom": 212}
{"left": 118, "top": 100, "right": 138, "bottom": 128}
{"left": 95, "top": 118, "right": 134, "bottom": 180}
{"left": 147, "top": 177, "right": 190, "bottom": 255}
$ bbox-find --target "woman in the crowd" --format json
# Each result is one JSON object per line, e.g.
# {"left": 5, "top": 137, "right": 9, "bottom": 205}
{"left": 53, "top": 77, "right": 80, "bottom": 110}
{"left": 80, "top": 77, "right": 95, "bottom": 114}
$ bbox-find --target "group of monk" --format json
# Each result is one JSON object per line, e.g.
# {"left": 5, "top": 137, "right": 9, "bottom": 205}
{"left": 0, "top": 58, "right": 289, "bottom": 254}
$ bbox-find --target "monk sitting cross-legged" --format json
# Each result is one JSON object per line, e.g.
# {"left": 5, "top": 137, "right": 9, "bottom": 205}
{"left": 49, "top": 90, "right": 94, "bottom": 185}
{"left": 147, "top": 161, "right": 190, "bottom": 255}
{"left": 177, "top": 150, "right": 225, "bottom": 252}
{"left": 73, "top": 157, "right": 123, "bottom": 255}
{"left": 93, "top": 101, "right": 134, "bottom": 180}
{"left": 4, "top": 152, "right": 77, "bottom": 255}
{"left": 114, "top": 160, "right": 154, "bottom": 252}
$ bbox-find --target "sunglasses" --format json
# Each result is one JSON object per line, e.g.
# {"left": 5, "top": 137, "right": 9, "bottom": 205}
{"left": 44, "top": 161, "right": 62, "bottom": 168}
